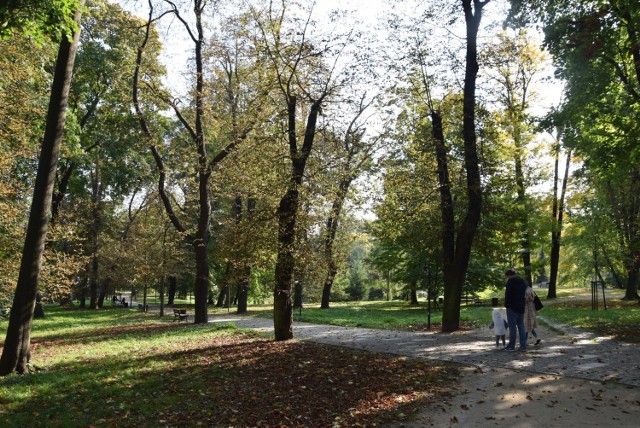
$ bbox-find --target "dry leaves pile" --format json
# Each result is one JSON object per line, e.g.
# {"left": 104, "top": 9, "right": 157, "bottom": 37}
{"left": 8, "top": 322, "right": 458, "bottom": 427}
{"left": 143, "top": 333, "right": 458, "bottom": 427}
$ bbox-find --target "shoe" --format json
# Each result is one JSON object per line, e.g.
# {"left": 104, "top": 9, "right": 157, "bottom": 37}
{"left": 518, "top": 348, "right": 527, "bottom": 352}
{"left": 535, "top": 339, "right": 541, "bottom": 345}
{"left": 503, "top": 347, "right": 515, "bottom": 352}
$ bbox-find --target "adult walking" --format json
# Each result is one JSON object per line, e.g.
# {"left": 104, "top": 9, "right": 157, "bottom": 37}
{"left": 504, "top": 269, "right": 527, "bottom": 351}
{"left": 525, "top": 285, "right": 541, "bottom": 345}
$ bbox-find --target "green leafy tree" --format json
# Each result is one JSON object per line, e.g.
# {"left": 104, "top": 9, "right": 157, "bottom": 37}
{"left": 0, "top": 0, "right": 84, "bottom": 375}
{"left": 482, "top": 30, "right": 547, "bottom": 287}
{"left": 515, "top": 1, "right": 640, "bottom": 299}
{"left": 249, "top": 0, "right": 356, "bottom": 340}
{"left": 0, "top": 35, "right": 54, "bottom": 305}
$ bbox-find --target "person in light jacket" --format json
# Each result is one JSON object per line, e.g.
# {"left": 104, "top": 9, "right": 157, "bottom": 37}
{"left": 489, "top": 307, "right": 508, "bottom": 348}
{"left": 524, "top": 286, "right": 541, "bottom": 345}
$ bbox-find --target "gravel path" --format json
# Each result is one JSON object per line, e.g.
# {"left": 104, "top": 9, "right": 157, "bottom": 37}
{"left": 207, "top": 311, "right": 640, "bottom": 427}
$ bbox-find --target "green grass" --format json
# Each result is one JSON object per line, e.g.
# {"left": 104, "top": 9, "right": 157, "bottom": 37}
{"left": 540, "top": 299, "right": 640, "bottom": 343}
{"left": 0, "top": 305, "right": 457, "bottom": 427}
{"left": 0, "top": 307, "right": 240, "bottom": 426}
{"left": 250, "top": 300, "right": 494, "bottom": 331}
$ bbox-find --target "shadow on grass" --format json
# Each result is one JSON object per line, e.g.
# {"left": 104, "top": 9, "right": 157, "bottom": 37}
{"left": 1, "top": 318, "right": 458, "bottom": 427}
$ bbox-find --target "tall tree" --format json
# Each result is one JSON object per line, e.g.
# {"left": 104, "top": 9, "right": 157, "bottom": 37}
{"left": 134, "top": 0, "right": 248, "bottom": 323}
{"left": 250, "top": 1, "right": 349, "bottom": 339}
{"left": 320, "top": 96, "right": 378, "bottom": 309}
{"left": 0, "top": 0, "right": 84, "bottom": 375}
{"left": 482, "top": 30, "right": 546, "bottom": 286}
{"left": 520, "top": 0, "right": 640, "bottom": 299}
{"left": 438, "top": 0, "right": 487, "bottom": 332}
{"left": 548, "top": 131, "right": 571, "bottom": 299}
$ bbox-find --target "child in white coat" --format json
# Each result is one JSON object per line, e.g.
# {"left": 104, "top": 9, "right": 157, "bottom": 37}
{"left": 489, "top": 307, "right": 508, "bottom": 349}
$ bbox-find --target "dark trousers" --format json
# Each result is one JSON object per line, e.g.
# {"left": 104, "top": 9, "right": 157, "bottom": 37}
{"left": 506, "top": 308, "right": 527, "bottom": 350}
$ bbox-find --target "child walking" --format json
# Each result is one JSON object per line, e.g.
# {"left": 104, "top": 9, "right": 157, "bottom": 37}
{"left": 489, "top": 307, "right": 508, "bottom": 348}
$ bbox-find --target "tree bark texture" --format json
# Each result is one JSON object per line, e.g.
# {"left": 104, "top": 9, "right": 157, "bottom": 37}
{"left": 236, "top": 269, "right": 249, "bottom": 314}
{"left": 274, "top": 188, "right": 297, "bottom": 340}
{"left": 0, "top": 4, "right": 83, "bottom": 375}
{"left": 274, "top": 96, "right": 323, "bottom": 340}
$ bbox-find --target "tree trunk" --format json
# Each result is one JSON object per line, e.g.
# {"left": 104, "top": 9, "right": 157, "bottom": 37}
{"left": 548, "top": 148, "right": 570, "bottom": 298}
{"left": 33, "top": 303, "right": 45, "bottom": 319}
{"left": 0, "top": 4, "right": 83, "bottom": 376}
{"left": 440, "top": 0, "right": 485, "bottom": 332}
{"left": 273, "top": 95, "right": 324, "bottom": 340}
{"left": 159, "top": 276, "right": 165, "bottom": 316}
{"left": 320, "top": 178, "right": 351, "bottom": 309}
{"left": 217, "top": 261, "right": 233, "bottom": 307}
{"left": 618, "top": 172, "right": 640, "bottom": 300}
{"left": 88, "top": 162, "right": 103, "bottom": 310}
{"left": 193, "top": 226, "right": 209, "bottom": 323}
{"left": 236, "top": 197, "right": 254, "bottom": 314}
{"left": 97, "top": 285, "right": 107, "bottom": 308}
{"left": 431, "top": 109, "right": 456, "bottom": 326}
{"left": 623, "top": 250, "right": 640, "bottom": 300}
{"left": 236, "top": 270, "right": 249, "bottom": 314}
{"left": 320, "top": 260, "right": 337, "bottom": 309}
{"left": 274, "top": 188, "right": 298, "bottom": 340}
{"left": 215, "top": 287, "right": 228, "bottom": 307}
{"left": 50, "top": 162, "right": 74, "bottom": 226}
{"left": 168, "top": 276, "right": 176, "bottom": 305}
{"left": 409, "top": 280, "right": 419, "bottom": 305}
{"left": 79, "top": 280, "right": 87, "bottom": 308}
{"left": 514, "top": 143, "right": 532, "bottom": 286}
{"left": 600, "top": 246, "right": 624, "bottom": 288}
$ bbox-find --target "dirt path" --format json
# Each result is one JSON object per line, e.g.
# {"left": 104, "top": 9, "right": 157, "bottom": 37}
{"left": 207, "top": 313, "right": 640, "bottom": 427}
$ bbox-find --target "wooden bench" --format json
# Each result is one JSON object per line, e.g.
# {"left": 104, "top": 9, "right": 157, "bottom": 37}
{"left": 173, "top": 308, "right": 188, "bottom": 322}
{"left": 137, "top": 303, "right": 148, "bottom": 312}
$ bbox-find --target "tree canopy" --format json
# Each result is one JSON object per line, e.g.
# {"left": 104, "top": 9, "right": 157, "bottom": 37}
{"left": 0, "top": 0, "right": 639, "bottom": 364}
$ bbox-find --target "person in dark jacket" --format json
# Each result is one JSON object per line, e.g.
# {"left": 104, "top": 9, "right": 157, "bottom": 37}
{"left": 504, "top": 269, "right": 527, "bottom": 351}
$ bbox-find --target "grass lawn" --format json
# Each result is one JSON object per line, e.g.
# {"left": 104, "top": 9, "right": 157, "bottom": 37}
{"left": 250, "top": 300, "right": 493, "bottom": 331}
{"left": 0, "top": 306, "right": 457, "bottom": 427}
{"left": 540, "top": 299, "right": 640, "bottom": 343}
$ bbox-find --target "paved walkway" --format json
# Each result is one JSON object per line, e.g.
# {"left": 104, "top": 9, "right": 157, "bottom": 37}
{"left": 206, "top": 312, "right": 640, "bottom": 427}
{"left": 207, "top": 314, "right": 639, "bottom": 386}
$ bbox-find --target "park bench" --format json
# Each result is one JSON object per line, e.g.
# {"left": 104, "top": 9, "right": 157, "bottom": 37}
{"left": 137, "top": 303, "right": 148, "bottom": 312}
{"left": 173, "top": 308, "right": 188, "bottom": 322}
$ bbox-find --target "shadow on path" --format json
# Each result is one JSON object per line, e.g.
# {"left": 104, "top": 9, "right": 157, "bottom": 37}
{"left": 208, "top": 313, "right": 640, "bottom": 427}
